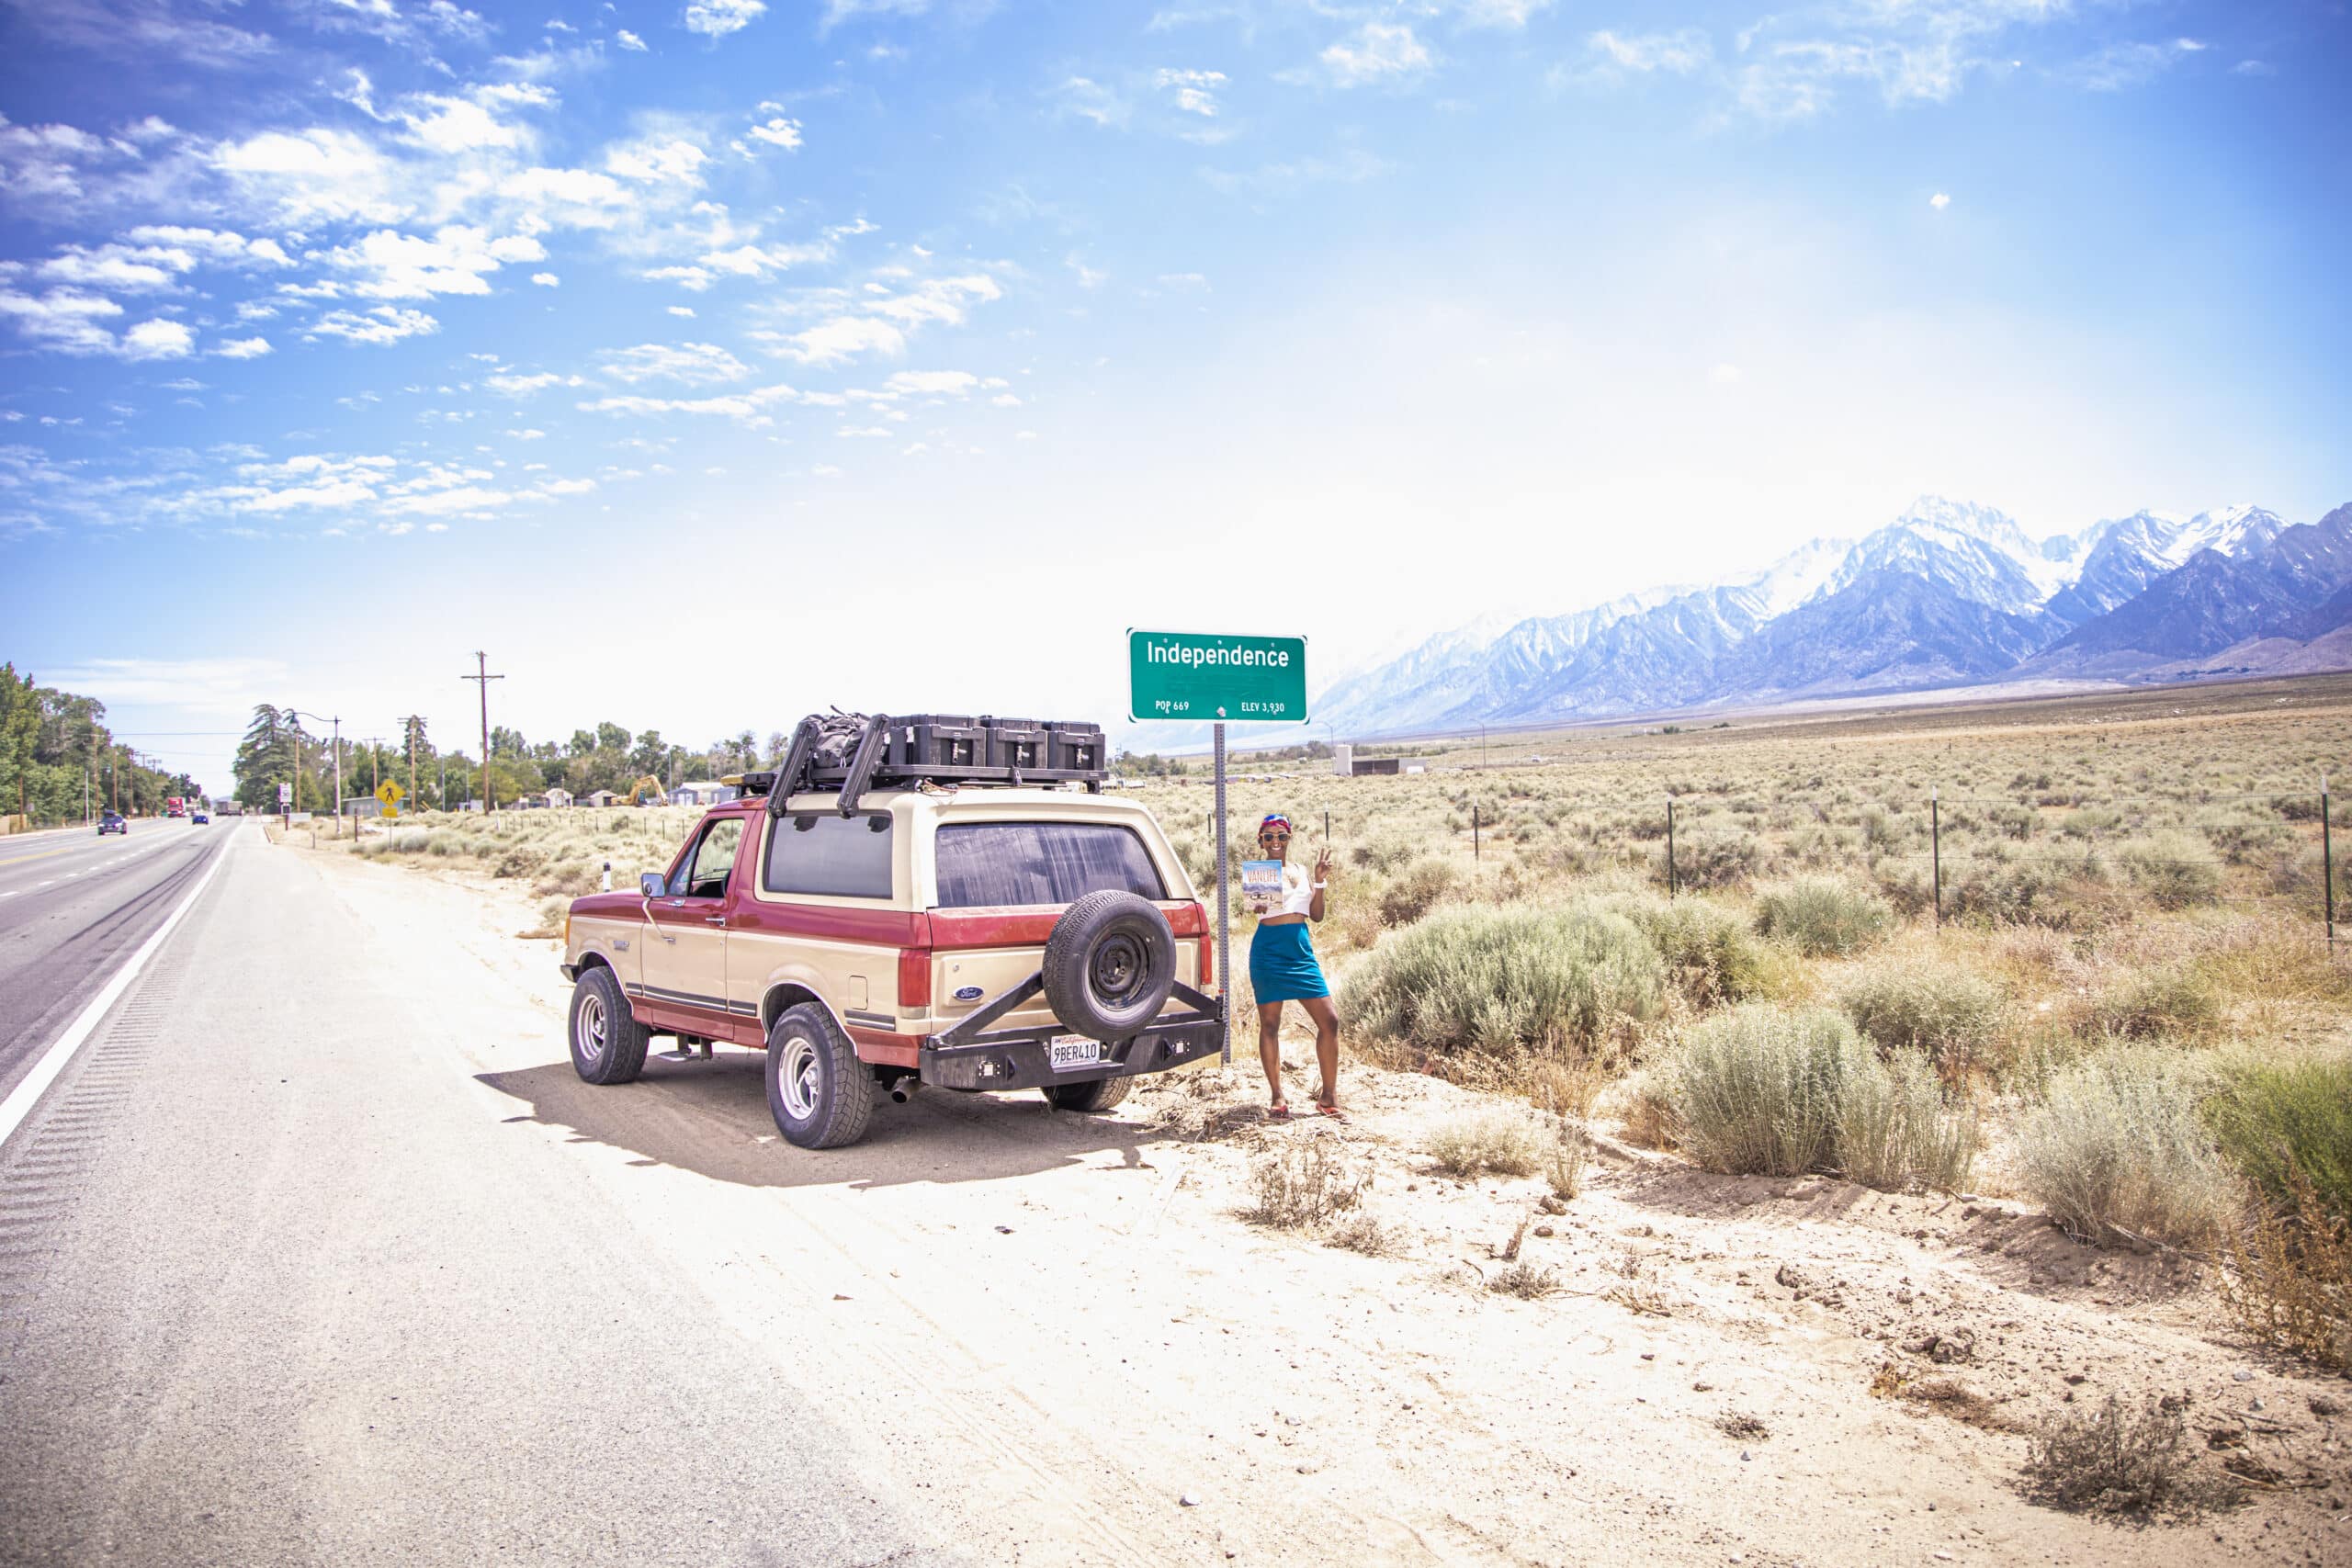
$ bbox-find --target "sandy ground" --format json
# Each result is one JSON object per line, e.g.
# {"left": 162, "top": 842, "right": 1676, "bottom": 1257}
{"left": 300, "top": 834, "right": 2351, "bottom": 1566}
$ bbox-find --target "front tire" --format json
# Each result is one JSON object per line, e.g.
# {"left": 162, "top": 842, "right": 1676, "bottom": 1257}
{"left": 569, "top": 967, "right": 650, "bottom": 1085}
{"left": 1044, "top": 1076, "right": 1134, "bottom": 1113}
{"left": 765, "top": 1002, "right": 874, "bottom": 1149}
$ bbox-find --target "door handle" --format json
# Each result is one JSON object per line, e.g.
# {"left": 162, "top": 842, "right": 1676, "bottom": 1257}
{"left": 704, "top": 916, "right": 727, "bottom": 926}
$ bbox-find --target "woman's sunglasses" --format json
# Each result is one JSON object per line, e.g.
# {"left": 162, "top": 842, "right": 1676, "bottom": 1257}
{"left": 1259, "top": 830, "right": 1291, "bottom": 843}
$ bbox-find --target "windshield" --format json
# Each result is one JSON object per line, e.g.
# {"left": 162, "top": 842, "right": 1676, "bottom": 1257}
{"left": 933, "top": 821, "right": 1166, "bottom": 908}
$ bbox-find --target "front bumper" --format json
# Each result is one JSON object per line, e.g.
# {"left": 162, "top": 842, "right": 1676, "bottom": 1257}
{"left": 920, "top": 1016, "right": 1225, "bottom": 1092}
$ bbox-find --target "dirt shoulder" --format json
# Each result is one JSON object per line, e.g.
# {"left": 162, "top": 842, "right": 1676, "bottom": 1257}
{"left": 296, "top": 838, "right": 2349, "bottom": 1566}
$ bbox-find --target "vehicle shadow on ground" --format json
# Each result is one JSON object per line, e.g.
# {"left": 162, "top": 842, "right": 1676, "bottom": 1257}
{"left": 476, "top": 1055, "right": 1177, "bottom": 1190}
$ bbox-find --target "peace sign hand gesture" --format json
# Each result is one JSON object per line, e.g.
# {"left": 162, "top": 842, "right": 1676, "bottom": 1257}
{"left": 1313, "top": 845, "right": 1334, "bottom": 882}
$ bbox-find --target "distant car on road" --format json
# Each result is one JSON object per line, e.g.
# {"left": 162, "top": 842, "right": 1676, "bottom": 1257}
{"left": 191, "top": 809, "right": 209, "bottom": 824}
{"left": 98, "top": 811, "right": 127, "bottom": 835}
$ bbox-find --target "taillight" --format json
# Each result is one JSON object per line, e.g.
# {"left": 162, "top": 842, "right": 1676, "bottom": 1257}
{"left": 898, "top": 947, "right": 932, "bottom": 1010}
{"left": 1197, "top": 904, "right": 1214, "bottom": 987}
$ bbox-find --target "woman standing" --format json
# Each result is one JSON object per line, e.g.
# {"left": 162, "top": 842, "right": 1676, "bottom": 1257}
{"left": 1244, "top": 812, "right": 1344, "bottom": 1120}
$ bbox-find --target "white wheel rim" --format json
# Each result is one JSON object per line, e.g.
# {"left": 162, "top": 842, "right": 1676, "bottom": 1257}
{"left": 780, "top": 1033, "right": 821, "bottom": 1120}
{"left": 576, "top": 992, "right": 606, "bottom": 1063}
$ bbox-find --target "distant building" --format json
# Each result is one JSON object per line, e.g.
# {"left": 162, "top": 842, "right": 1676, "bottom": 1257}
{"left": 668, "top": 781, "right": 738, "bottom": 807}
{"left": 544, "top": 787, "right": 574, "bottom": 808}
{"left": 583, "top": 789, "right": 618, "bottom": 808}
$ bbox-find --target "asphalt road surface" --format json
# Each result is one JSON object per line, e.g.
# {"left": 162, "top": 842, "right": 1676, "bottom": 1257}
{"left": 0, "top": 818, "right": 232, "bottom": 1109}
{"left": 0, "top": 826, "right": 964, "bottom": 1567}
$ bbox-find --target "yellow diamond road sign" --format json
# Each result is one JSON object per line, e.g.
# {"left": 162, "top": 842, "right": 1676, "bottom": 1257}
{"left": 375, "top": 780, "right": 405, "bottom": 818}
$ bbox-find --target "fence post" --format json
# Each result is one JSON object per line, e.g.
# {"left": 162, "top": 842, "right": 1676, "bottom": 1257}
{"left": 2324, "top": 773, "right": 2335, "bottom": 957}
{"left": 1666, "top": 796, "right": 1677, "bottom": 899}
{"left": 1472, "top": 802, "right": 1480, "bottom": 862}
{"left": 1931, "top": 785, "right": 1941, "bottom": 931}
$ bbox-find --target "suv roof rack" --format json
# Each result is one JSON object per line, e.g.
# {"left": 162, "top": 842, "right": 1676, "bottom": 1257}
{"left": 745, "top": 712, "right": 1107, "bottom": 817}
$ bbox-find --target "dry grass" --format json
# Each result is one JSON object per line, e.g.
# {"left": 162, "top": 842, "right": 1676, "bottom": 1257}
{"left": 1425, "top": 1111, "right": 1544, "bottom": 1179}
{"left": 2216, "top": 1168, "right": 2352, "bottom": 1371}
{"left": 1239, "top": 1138, "right": 1372, "bottom": 1230}
{"left": 2020, "top": 1393, "right": 2234, "bottom": 1516}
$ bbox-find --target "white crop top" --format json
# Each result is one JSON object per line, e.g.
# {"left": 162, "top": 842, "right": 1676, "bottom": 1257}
{"left": 1269, "top": 862, "right": 1317, "bottom": 918}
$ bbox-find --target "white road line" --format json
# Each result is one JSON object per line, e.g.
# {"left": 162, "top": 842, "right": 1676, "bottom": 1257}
{"left": 0, "top": 836, "right": 235, "bottom": 1151}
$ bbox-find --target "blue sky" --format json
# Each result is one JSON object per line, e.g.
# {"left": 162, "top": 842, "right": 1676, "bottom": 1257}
{"left": 1, "top": 0, "right": 2346, "bottom": 789}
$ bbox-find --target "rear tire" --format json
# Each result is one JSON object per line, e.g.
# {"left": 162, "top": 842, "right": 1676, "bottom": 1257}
{"left": 1044, "top": 1076, "right": 1133, "bottom": 1113}
{"left": 569, "top": 966, "right": 650, "bottom": 1085}
{"left": 765, "top": 1002, "right": 875, "bottom": 1149}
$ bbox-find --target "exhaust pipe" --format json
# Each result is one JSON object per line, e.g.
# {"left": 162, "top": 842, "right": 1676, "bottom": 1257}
{"left": 888, "top": 1076, "right": 919, "bottom": 1103}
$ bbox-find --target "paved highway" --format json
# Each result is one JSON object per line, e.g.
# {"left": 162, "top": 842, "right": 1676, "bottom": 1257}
{"left": 0, "top": 818, "right": 232, "bottom": 1107}
{"left": 0, "top": 828, "right": 965, "bottom": 1566}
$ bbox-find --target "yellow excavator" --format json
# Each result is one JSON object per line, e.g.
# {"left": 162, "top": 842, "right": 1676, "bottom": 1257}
{"left": 626, "top": 773, "right": 667, "bottom": 807}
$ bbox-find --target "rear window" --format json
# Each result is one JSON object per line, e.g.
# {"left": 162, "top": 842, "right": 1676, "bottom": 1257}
{"left": 933, "top": 821, "right": 1166, "bottom": 908}
{"left": 763, "top": 813, "right": 895, "bottom": 898}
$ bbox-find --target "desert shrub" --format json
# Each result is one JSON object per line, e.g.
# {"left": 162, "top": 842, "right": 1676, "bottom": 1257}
{"left": 390, "top": 827, "right": 431, "bottom": 853}
{"left": 493, "top": 845, "right": 548, "bottom": 879}
{"left": 1544, "top": 1129, "right": 1589, "bottom": 1200}
{"left": 1240, "top": 1140, "right": 1370, "bottom": 1229}
{"left": 1666, "top": 827, "right": 1759, "bottom": 890}
{"left": 1351, "top": 833, "right": 1415, "bottom": 874}
{"left": 1604, "top": 893, "right": 1770, "bottom": 1003}
{"left": 1378, "top": 856, "right": 1459, "bottom": 927}
{"left": 2217, "top": 1168, "right": 2352, "bottom": 1371}
{"left": 1487, "top": 1260, "right": 1561, "bottom": 1299}
{"left": 1835, "top": 1045, "right": 1978, "bottom": 1192}
{"left": 2084, "top": 964, "right": 2222, "bottom": 1041}
{"left": 2195, "top": 807, "right": 2289, "bottom": 865}
{"left": 2022, "top": 1394, "right": 2227, "bottom": 1515}
{"left": 1943, "top": 855, "right": 2104, "bottom": 929}
{"left": 2267, "top": 846, "right": 2326, "bottom": 898}
{"left": 2116, "top": 832, "right": 2222, "bottom": 909}
{"left": 1340, "top": 901, "right": 1663, "bottom": 1056}
{"left": 2205, "top": 1055, "right": 2352, "bottom": 1224}
{"left": 1426, "top": 1111, "right": 1542, "bottom": 1178}
{"left": 1324, "top": 1212, "right": 1404, "bottom": 1257}
{"left": 1660, "top": 1005, "right": 1850, "bottom": 1177}
{"left": 2014, "top": 1049, "right": 2236, "bottom": 1248}
{"left": 1753, "top": 877, "right": 1894, "bottom": 957}
{"left": 1838, "top": 957, "right": 2007, "bottom": 1075}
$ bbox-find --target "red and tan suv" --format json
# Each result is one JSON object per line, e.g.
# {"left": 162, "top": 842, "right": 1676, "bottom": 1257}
{"left": 559, "top": 715, "right": 1223, "bottom": 1148}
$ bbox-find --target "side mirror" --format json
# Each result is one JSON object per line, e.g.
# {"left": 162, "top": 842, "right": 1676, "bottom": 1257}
{"left": 639, "top": 873, "right": 665, "bottom": 898}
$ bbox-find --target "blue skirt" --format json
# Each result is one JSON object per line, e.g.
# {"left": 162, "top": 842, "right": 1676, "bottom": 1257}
{"left": 1248, "top": 919, "right": 1329, "bottom": 1003}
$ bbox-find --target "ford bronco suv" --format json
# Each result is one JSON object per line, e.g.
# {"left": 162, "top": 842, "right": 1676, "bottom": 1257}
{"left": 559, "top": 713, "right": 1224, "bottom": 1148}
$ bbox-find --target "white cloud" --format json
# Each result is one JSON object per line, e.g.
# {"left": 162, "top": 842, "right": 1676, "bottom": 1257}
{"left": 617, "top": 28, "right": 648, "bottom": 51}
{"left": 1056, "top": 76, "right": 1127, "bottom": 129}
{"left": 0, "top": 287, "right": 124, "bottom": 355}
{"left": 684, "top": 0, "right": 765, "bottom": 39}
{"left": 667, "top": 304, "right": 696, "bottom": 317}
{"left": 1318, "top": 23, "right": 1432, "bottom": 88}
{"left": 1929, "top": 191, "right": 1951, "bottom": 210}
{"left": 771, "top": 316, "right": 905, "bottom": 366}
{"left": 325, "top": 225, "right": 548, "bottom": 299}
{"left": 2071, "top": 38, "right": 2207, "bottom": 93}
{"left": 746, "top": 117, "right": 803, "bottom": 150}
{"left": 122, "top": 318, "right": 195, "bottom": 360}
{"left": 216, "top": 335, "right": 273, "bottom": 358}
{"left": 536, "top": 476, "right": 596, "bottom": 495}
{"left": 212, "top": 128, "right": 404, "bottom": 224}
{"left": 1154, "top": 68, "right": 1227, "bottom": 117}
{"left": 307, "top": 305, "right": 439, "bottom": 344}
{"left": 487, "top": 370, "right": 567, "bottom": 396}
{"left": 883, "top": 369, "right": 978, "bottom": 396}
{"left": 1579, "top": 28, "right": 1712, "bottom": 79}
{"left": 577, "top": 383, "right": 799, "bottom": 423}
{"left": 605, "top": 136, "right": 708, "bottom": 186}
{"left": 530, "top": 271, "right": 559, "bottom": 287}
{"left": 598, "top": 340, "right": 752, "bottom": 385}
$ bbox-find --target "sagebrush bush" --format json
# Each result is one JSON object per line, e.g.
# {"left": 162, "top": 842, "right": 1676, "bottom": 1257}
{"left": 1839, "top": 957, "right": 2007, "bottom": 1075}
{"left": 2014, "top": 1049, "right": 2236, "bottom": 1248}
{"left": 1943, "top": 855, "right": 2104, "bottom": 929}
{"left": 1426, "top": 1111, "right": 1543, "bottom": 1178}
{"left": 2022, "top": 1394, "right": 2225, "bottom": 1515}
{"left": 1378, "top": 856, "right": 1458, "bottom": 927}
{"left": 1664, "top": 827, "right": 1759, "bottom": 890}
{"left": 1604, "top": 893, "right": 1771, "bottom": 1003}
{"left": 1753, "top": 877, "right": 1894, "bottom": 957}
{"left": 2085, "top": 964, "right": 2222, "bottom": 1041}
{"left": 2206, "top": 1055, "right": 2352, "bottom": 1224}
{"left": 1340, "top": 901, "right": 1663, "bottom": 1056}
{"left": 2218, "top": 1168, "right": 2352, "bottom": 1371}
{"left": 2117, "top": 832, "right": 2222, "bottom": 909}
{"left": 1240, "top": 1140, "right": 1371, "bottom": 1229}
{"left": 1661, "top": 1005, "right": 1975, "bottom": 1190}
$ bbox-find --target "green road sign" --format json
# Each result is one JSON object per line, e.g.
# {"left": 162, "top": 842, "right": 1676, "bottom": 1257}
{"left": 1128, "top": 628, "right": 1307, "bottom": 723}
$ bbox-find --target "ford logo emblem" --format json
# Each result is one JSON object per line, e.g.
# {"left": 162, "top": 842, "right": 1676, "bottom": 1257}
{"left": 953, "top": 985, "right": 984, "bottom": 1002}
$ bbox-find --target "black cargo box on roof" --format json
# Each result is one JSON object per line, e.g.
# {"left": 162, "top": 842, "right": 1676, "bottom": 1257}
{"left": 746, "top": 712, "right": 1108, "bottom": 817}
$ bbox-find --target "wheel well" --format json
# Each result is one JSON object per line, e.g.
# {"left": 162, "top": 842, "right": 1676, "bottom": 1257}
{"left": 761, "top": 983, "right": 822, "bottom": 1032}
{"left": 575, "top": 952, "right": 614, "bottom": 976}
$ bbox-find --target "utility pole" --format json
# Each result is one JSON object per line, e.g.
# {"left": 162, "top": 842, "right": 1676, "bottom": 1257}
{"left": 405, "top": 715, "right": 423, "bottom": 810}
{"left": 288, "top": 703, "right": 302, "bottom": 817}
{"left": 463, "top": 652, "right": 504, "bottom": 813}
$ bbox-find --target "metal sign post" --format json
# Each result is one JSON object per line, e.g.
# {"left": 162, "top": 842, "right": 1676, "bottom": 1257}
{"left": 1128, "top": 629, "right": 1308, "bottom": 1066}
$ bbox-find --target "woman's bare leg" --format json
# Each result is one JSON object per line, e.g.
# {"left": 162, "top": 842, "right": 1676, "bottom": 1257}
{"left": 1301, "top": 996, "right": 1341, "bottom": 1109}
{"left": 1256, "top": 1001, "right": 1288, "bottom": 1110}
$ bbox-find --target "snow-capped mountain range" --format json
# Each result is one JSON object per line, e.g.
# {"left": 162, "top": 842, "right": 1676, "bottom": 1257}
{"left": 1287, "top": 495, "right": 2352, "bottom": 741}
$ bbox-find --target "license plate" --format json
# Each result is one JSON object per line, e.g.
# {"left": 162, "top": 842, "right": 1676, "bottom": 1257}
{"left": 1048, "top": 1035, "right": 1102, "bottom": 1071}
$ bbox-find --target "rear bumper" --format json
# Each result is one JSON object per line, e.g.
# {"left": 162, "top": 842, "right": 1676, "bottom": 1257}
{"left": 920, "top": 1017, "right": 1224, "bottom": 1093}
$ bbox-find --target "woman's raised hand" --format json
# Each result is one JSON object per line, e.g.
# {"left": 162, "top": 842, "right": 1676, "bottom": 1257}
{"left": 1313, "top": 845, "right": 1333, "bottom": 881}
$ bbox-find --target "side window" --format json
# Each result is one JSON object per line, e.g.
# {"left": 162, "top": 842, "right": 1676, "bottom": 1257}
{"left": 763, "top": 813, "right": 895, "bottom": 898}
{"left": 670, "top": 818, "right": 743, "bottom": 898}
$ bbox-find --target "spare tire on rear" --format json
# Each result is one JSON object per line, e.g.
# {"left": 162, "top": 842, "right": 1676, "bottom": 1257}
{"left": 1042, "top": 889, "right": 1177, "bottom": 1043}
